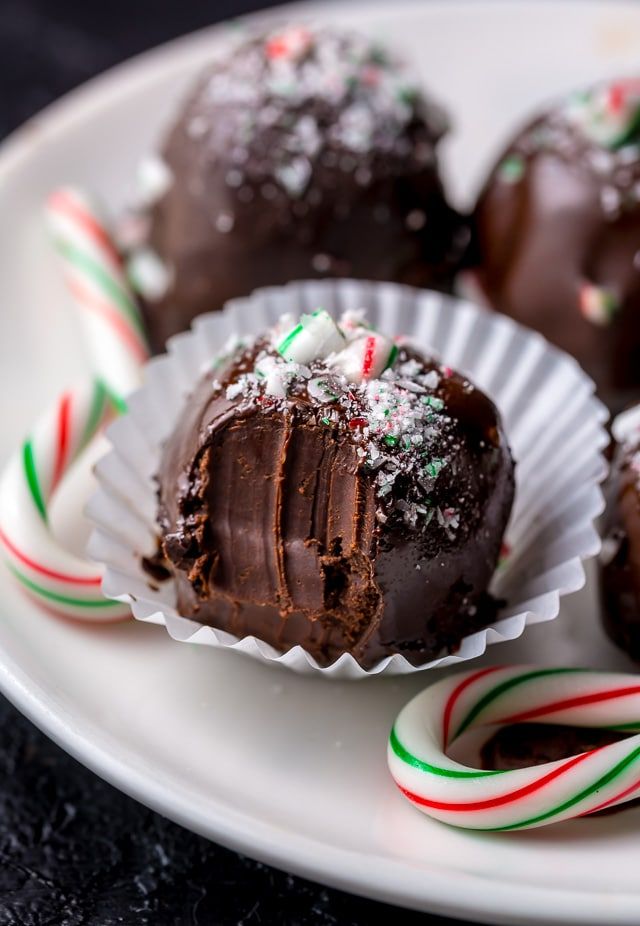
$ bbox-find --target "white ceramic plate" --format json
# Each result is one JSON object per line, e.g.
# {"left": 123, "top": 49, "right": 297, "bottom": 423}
{"left": 2, "top": 2, "right": 640, "bottom": 923}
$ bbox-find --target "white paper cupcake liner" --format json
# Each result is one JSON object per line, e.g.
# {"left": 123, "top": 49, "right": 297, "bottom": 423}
{"left": 87, "top": 280, "right": 608, "bottom": 679}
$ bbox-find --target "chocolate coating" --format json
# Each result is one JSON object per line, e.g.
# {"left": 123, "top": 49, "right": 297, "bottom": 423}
{"left": 601, "top": 429, "right": 640, "bottom": 659}
{"left": 156, "top": 324, "right": 514, "bottom": 668}
{"left": 473, "top": 81, "right": 640, "bottom": 409}
{"left": 138, "top": 27, "right": 465, "bottom": 351}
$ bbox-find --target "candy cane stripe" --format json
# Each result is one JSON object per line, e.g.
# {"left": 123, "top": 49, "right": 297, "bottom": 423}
{"left": 66, "top": 277, "right": 148, "bottom": 363}
{"left": 453, "top": 667, "right": 583, "bottom": 739}
{"left": 47, "top": 190, "right": 122, "bottom": 271}
{"left": 46, "top": 186, "right": 148, "bottom": 402}
{"left": 482, "top": 745, "right": 640, "bottom": 832}
{"left": 0, "top": 188, "right": 146, "bottom": 624}
{"left": 277, "top": 323, "right": 303, "bottom": 357}
{"left": 584, "top": 776, "right": 640, "bottom": 816}
{"left": 23, "top": 441, "right": 46, "bottom": 521}
{"left": 442, "top": 665, "right": 504, "bottom": 746}
{"left": 52, "top": 393, "right": 72, "bottom": 491}
{"left": 0, "top": 378, "right": 131, "bottom": 622}
{"left": 0, "top": 527, "right": 101, "bottom": 584}
{"left": 55, "top": 239, "right": 146, "bottom": 339}
{"left": 361, "top": 336, "right": 376, "bottom": 378}
{"left": 399, "top": 751, "right": 593, "bottom": 812}
{"left": 389, "top": 726, "right": 503, "bottom": 779}
{"left": 9, "top": 564, "right": 121, "bottom": 609}
{"left": 498, "top": 685, "right": 640, "bottom": 726}
{"left": 389, "top": 667, "right": 640, "bottom": 831}
{"left": 79, "top": 379, "right": 108, "bottom": 451}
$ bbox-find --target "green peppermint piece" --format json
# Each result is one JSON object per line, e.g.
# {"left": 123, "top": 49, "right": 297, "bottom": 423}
{"left": 498, "top": 154, "right": 526, "bottom": 184}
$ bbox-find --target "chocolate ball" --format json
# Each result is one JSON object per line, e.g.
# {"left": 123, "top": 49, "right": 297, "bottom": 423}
{"left": 157, "top": 311, "right": 514, "bottom": 668}
{"left": 472, "top": 79, "right": 640, "bottom": 410}
{"left": 134, "top": 26, "right": 465, "bottom": 351}
{"left": 600, "top": 414, "right": 640, "bottom": 659}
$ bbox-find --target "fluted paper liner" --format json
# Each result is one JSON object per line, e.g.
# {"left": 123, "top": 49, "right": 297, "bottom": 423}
{"left": 87, "top": 280, "right": 608, "bottom": 679}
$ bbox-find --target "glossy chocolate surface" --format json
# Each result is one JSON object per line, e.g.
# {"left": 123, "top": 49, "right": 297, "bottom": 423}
{"left": 473, "top": 84, "right": 640, "bottom": 410}
{"left": 138, "top": 27, "right": 465, "bottom": 350}
{"left": 601, "top": 430, "right": 640, "bottom": 659}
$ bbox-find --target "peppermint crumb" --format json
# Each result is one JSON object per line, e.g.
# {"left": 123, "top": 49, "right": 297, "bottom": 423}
{"left": 215, "top": 212, "right": 235, "bottom": 233}
{"left": 226, "top": 382, "right": 245, "bottom": 401}
{"left": 210, "top": 309, "right": 471, "bottom": 536}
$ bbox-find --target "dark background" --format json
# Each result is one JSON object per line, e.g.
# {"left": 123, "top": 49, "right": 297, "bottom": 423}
{"left": 0, "top": 2, "right": 475, "bottom": 924}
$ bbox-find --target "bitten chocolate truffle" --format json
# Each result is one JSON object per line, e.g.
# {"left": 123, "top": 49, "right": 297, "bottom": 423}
{"left": 600, "top": 408, "right": 640, "bottom": 659}
{"left": 157, "top": 309, "right": 515, "bottom": 668}
{"left": 130, "top": 26, "right": 465, "bottom": 351}
{"left": 472, "top": 78, "right": 640, "bottom": 409}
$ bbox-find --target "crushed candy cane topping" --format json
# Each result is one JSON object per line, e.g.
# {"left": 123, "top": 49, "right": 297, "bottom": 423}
{"left": 181, "top": 25, "right": 446, "bottom": 218}
{"left": 566, "top": 79, "right": 640, "bottom": 150}
{"left": 496, "top": 79, "right": 640, "bottom": 218}
{"left": 209, "top": 309, "right": 499, "bottom": 535}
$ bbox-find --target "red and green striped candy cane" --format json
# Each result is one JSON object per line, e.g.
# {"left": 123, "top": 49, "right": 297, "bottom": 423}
{"left": 388, "top": 665, "right": 640, "bottom": 831}
{"left": 0, "top": 378, "right": 130, "bottom": 621}
{"left": 0, "top": 187, "right": 147, "bottom": 621}
{"left": 46, "top": 187, "right": 149, "bottom": 399}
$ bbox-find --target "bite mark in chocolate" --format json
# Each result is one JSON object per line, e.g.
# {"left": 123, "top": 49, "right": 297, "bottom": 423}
{"left": 156, "top": 312, "right": 515, "bottom": 668}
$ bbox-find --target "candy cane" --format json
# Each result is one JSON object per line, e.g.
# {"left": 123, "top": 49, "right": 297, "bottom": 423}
{"left": 0, "top": 379, "right": 129, "bottom": 621}
{"left": 0, "top": 187, "right": 148, "bottom": 620}
{"left": 388, "top": 666, "right": 640, "bottom": 831}
{"left": 45, "top": 187, "right": 149, "bottom": 399}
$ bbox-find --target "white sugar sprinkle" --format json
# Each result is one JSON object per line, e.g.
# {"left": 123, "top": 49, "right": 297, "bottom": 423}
{"left": 215, "top": 212, "right": 235, "bottom": 233}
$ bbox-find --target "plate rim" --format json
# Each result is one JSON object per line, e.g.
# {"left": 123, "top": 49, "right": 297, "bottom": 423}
{"left": 2, "top": 1, "right": 640, "bottom": 923}
{"left": 3, "top": 646, "right": 640, "bottom": 926}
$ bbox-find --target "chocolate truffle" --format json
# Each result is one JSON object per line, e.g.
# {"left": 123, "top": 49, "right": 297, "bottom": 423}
{"left": 472, "top": 78, "right": 640, "bottom": 409}
{"left": 600, "top": 407, "right": 640, "bottom": 659}
{"left": 131, "top": 26, "right": 465, "bottom": 351}
{"left": 157, "top": 309, "right": 515, "bottom": 668}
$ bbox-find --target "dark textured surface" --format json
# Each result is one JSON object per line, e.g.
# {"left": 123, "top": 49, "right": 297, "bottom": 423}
{"left": 0, "top": 2, "right": 472, "bottom": 925}
{"left": 0, "top": 695, "right": 465, "bottom": 926}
